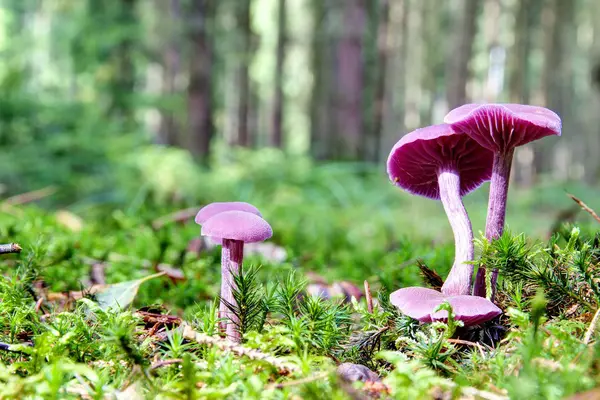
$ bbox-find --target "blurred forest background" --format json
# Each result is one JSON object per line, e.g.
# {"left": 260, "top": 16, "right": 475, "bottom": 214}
{"left": 0, "top": 0, "right": 599, "bottom": 218}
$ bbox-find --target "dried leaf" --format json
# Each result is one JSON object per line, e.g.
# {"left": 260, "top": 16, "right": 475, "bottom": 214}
{"left": 95, "top": 272, "right": 166, "bottom": 310}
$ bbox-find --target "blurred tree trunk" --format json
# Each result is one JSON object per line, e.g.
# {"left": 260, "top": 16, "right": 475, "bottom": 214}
{"left": 187, "top": 0, "right": 214, "bottom": 160}
{"left": 309, "top": 0, "right": 332, "bottom": 160}
{"left": 334, "top": 0, "right": 366, "bottom": 159}
{"left": 508, "top": 0, "right": 539, "bottom": 104}
{"left": 446, "top": 0, "right": 480, "bottom": 110}
{"left": 370, "top": 0, "right": 390, "bottom": 162}
{"left": 157, "top": 0, "right": 181, "bottom": 147}
{"left": 271, "top": 0, "right": 287, "bottom": 148}
{"left": 110, "top": 0, "right": 137, "bottom": 126}
{"left": 237, "top": 0, "right": 253, "bottom": 147}
{"left": 509, "top": 0, "right": 542, "bottom": 187}
{"left": 538, "top": 0, "right": 576, "bottom": 178}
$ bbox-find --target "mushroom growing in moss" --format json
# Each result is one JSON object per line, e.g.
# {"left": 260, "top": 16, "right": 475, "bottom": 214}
{"left": 201, "top": 210, "right": 272, "bottom": 342}
{"left": 444, "top": 104, "right": 561, "bottom": 298}
{"left": 195, "top": 201, "right": 264, "bottom": 328}
{"left": 387, "top": 124, "right": 493, "bottom": 295}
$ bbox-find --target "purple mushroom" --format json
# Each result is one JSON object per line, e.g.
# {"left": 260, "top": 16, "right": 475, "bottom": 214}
{"left": 390, "top": 287, "right": 501, "bottom": 326}
{"left": 195, "top": 201, "right": 262, "bottom": 225}
{"left": 387, "top": 124, "right": 493, "bottom": 295}
{"left": 195, "top": 201, "right": 264, "bottom": 326}
{"left": 444, "top": 104, "right": 561, "bottom": 298}
{"left": 201, "top": 210, "right": 272, "bottom": 342}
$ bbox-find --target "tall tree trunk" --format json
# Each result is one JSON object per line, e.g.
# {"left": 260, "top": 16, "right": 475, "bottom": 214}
{"left": 110, "top": 0, "right": 137, "bottom": 126}
{"left": 237, "top": 0, "right": 253, "bottom": 147}
{"left": 381, "top": 0, "right": 409, "bottom": 155}
{"left": 371, "top": 0, "right": 390, "bottom": 162}
{"left": 446, "top": 0, "right": 480, "bottom": 110}
{"left": 334, "top": 0, "right": 366, "bottom": 159}
{"left": 271, "top": 0, "right": 287, "bottom": 148}
{"left": 508, "top": 0, "right": 538, "bottom": 104}
{"left": 538, "top": 0, "right": 575, "bottom": 178}
{"left": 187, "top": 0, "right": 214, "bottom": 160}
{"left": 309, "top": 1, "right": 330, "bottom": 159}
{"left": 509, "top": 0, "right": 542, "bottom": 186}
{"left": 157, "top": 0, "right": 181, "bottom": 146}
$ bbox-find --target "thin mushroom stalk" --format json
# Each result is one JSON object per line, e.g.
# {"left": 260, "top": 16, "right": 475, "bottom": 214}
{"left": 438, "top": 169, "right": 475, "bottom": 296}
{"left": 220, "top": 239, "right": 244, "bottom": 342}
{"left": 444, "top": 103, "right": 561, "bottom": 301}
{"left": 473, "top": 148, "right": 514, "bottom": 298}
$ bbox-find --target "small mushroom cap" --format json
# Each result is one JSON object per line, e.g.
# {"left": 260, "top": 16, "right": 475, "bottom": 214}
{"left": 390, "top": 287, "right": 502, "bottom": 326}
{"left": 387, "top": 124, "right": 494, "bottom": 199}
{"left": 195, "top": 202, "right": 262, "bottom": 225}
{"left": 201, "top": 210, "right": 272, "bottom": 243}
{"left": 444, "top": 103, "right": 561, "bottom": 153}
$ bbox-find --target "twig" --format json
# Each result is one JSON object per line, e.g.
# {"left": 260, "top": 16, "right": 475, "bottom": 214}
{"left": 266, "top": 372, "right": 329, "bottom": 390}
{"left": 567, "top": 193, "right": 600, "bottom": 224}
{"left": 584, "top": 307, "right": 600, "bottom": 344}
{"left": 447, "top": 338, "right": 488, "bottom": 358}
{"left": 150, "top": 358, "right": 183, "bottom": 371}
{"left": 152, "top": 207, "right": 200, "bottom": 230}
{"left": 182, "top": 325, "right": 299, "bottom": 375}
{"left": 0, "top": 243, "right": 21, "bottom": 254}
{"left": 3, "top": 186, "right": 57, "bottom": 205}
{"left": 364, "top": 280, "right": 373, "bottom": 313}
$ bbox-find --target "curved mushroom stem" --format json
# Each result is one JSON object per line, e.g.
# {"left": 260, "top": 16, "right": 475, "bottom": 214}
{"left": 220, "top": 238, "right": 243, "bottom": 343}
{"left": 473, "top": 148, "right": 514, "bottom": 299}
{"left": 437, "top": 169, "right": 474, "bottom": 296}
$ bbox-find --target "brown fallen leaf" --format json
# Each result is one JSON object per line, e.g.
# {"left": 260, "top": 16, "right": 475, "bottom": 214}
{"left": 55, "top": 210, "right": 84, "bottom": 232}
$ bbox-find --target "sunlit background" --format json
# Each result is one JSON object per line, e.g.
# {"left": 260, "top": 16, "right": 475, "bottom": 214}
{"left": 0, "top": 0, "right": 599, "bottom": 243}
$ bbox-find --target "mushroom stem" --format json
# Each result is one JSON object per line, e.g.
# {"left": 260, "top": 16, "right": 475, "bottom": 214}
{"left": 473, "top": 148, "right": 514, "bottom": 298}
{"left": 220, "top": 238, "right": 244, "bottom": 343}
{"left": 437, "top": 169, "right": 474, "bottom": 296}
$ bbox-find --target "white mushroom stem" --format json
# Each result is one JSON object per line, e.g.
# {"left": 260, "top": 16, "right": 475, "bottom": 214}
{"left": 437, "top": 169, "right": 474, "bottom": 296}
{"left": 220, "top": 238, "right": 243, "bottom": 343}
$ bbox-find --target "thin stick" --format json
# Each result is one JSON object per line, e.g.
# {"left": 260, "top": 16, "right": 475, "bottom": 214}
{"left": 567, "top": 193, "right": 600, "bottom": 224}
{"left": 0, "top": 243, "right": 21, "bottom": 254}
{"left": 364, "top": 280, "right": 373, "bottom": 313}
{"left": 3, "top": 186, "right": 57, "bottom": 205}
{"left": 150, "top": 358, "right": 183, "bottom": 371}
{"left": 447, "top": 338, "right": 487, "bottom": 358}
{"left": 152, "top": 207, "right": 200, "bottom": 229}
{"left": 584, "top": 307, "right": 600, "bottom": 344}
{"left": 266, "top": 372, "right": 329, "bottom": 390}
{"left": 182, "top": 325, "right": 299, "bottom": 375}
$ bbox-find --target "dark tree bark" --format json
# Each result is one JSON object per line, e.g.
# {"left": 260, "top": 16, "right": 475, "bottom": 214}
{"left": 109, "top": 0, "right": 137, "bottom": 126}
{"left": 157, "top": 0, "right": 182, "bottom": 146}
{"left": 309, "top": 0, "right": 332, "bottom": 160}
{"left": 187, "top": 0, "right": 214, "bottom": 160}
{"left": 446, "top": 0, "right": 480, "bottom": 110}
{"left": 334, "top": 0, "right": 366, "bottom": 159}
{"left": 237, "top": 0, "right": 253, "bottom": 147}
{"left": 271, "top": 0, "right": 287, "bottom": 148}
{"left": 370, "top": 0, "right": 390, "bottom": 162}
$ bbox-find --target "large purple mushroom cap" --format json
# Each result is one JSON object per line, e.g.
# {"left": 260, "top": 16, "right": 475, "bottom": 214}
{"left": 201, "top": 211, "right": 273, "bottom": 243}
{"left": 444, "top": 103, "right": 561, "bottom": 153}
{"left": 390, "top": 287, "right": 502, "bottom": 326}
{"left": 387, "top": 124, "right": 494, "bottom": 199}
{"left": 195, "top": 202, "right": 262, "bottom": 225}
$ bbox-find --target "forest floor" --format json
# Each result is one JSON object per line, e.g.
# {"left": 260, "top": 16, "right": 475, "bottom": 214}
{"left": 1, "top": 162, "right": 600, "bottom": 399}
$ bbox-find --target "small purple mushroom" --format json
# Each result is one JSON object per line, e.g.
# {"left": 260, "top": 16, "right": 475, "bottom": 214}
{"left": 195, "top": 201, "right": 262, "bottom": 225}
{"left": 390, "top": 287, "right": 501, "bottom": 326}
{"left": 195, "top": 201, "right": 264, "bottom": 326}
{"left": 201, "top": 210, "right": 272, "bottom": 342}
{"left": 387, "top": 124, "right": 493, "bottom": 295}
{"left": 444, "top": 104, "right": 561, "bottom": 298}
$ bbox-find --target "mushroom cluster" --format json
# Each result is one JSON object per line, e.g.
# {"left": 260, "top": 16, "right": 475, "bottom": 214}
{"left": 387, "top": 103, "right": 561, "bottom": 326}
{"left": 195, "top": 202, "right": 272, "bottom": 342}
